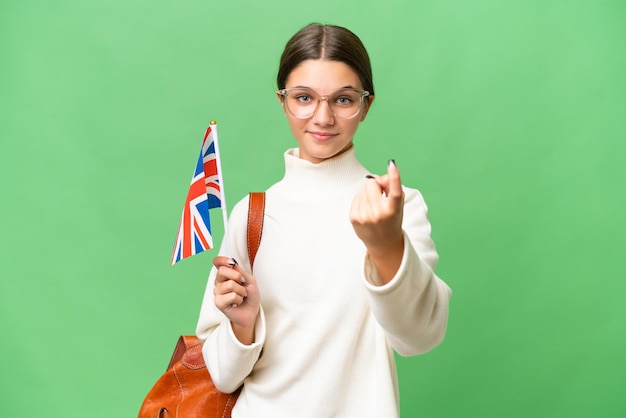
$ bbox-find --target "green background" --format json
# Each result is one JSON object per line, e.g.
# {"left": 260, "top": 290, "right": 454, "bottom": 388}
{"left": 1, "top": 0, "right": 625, "bottom": 417}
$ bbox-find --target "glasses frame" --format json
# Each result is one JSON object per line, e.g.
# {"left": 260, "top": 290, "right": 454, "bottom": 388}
{"left": 277, "top": 87, "right": 371, "bottom": 119}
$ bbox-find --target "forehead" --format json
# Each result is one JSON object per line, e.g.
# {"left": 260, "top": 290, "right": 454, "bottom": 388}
{"left": 285, "top": 59, "right": 362, "bottom": 92}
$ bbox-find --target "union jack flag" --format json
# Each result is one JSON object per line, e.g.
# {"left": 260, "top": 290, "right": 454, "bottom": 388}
{"left": 171, "top": 124, "right": 225, "bottom": 265}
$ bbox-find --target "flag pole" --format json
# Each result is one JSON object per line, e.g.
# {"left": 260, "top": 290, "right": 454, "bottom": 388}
{"left": 210, "top": 120, "right": 230, "bottom": 254}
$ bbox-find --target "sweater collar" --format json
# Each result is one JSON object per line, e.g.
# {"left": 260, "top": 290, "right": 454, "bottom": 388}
{"left": 281, "top": 147, "right": 369, "bottom": 194}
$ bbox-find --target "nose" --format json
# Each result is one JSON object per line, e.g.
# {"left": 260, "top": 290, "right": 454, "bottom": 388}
{"left": 312, "top": 98, "right": 335, "bottom": 125}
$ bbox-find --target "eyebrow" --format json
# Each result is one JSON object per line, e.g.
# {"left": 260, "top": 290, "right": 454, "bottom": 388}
{"left": 289, "top": 85, "right": 357, "bottom": 90}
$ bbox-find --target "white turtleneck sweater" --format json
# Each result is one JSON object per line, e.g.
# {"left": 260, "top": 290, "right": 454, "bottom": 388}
{"left": 196, "top": 147, "right": 451, "bottom": 418}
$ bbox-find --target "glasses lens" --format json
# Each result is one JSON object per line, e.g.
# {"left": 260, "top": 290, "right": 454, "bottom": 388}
{"left": 329, "top": 89, "right": 363, "bottom": 119}
{"left": 284, "top": 89, "right": 317, "bottom": 118}
{"left": 283, "top": 88, "right": 364, "bottom": 119}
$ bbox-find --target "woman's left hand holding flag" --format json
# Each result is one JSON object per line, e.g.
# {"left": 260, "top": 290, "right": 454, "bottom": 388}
{"left": 213, "top": 256, "right": 260, "bottom": 346}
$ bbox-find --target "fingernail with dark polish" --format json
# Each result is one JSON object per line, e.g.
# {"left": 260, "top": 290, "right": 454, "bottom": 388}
{"left": 388, "top": 159, "right": 396, "bottom": 168}
{"left": 365, "top": 174, "right": 375, "bottom": 179}
{"left": 228, "top": 258, "right": 238, "bottom": 267}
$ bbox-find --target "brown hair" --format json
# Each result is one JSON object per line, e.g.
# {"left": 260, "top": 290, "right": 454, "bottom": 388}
{"left": 276, "top": 23, "right": 374, "bottom": 99}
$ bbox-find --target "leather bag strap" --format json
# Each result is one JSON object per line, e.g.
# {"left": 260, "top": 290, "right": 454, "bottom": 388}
{"left": 247, "top": 192, "right": 265, "bottom": 269}
{"left": 167, "top": 335, "right": 200, "bottom": 370}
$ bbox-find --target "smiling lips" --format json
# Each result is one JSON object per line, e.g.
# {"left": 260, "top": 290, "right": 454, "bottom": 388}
{"left": 308, "top": 131, "right": 337, "bottom": 141}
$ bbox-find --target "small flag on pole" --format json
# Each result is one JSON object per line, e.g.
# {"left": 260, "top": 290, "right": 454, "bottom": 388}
{"left": 171, "top": 121, "right": 228, "bottom": 265}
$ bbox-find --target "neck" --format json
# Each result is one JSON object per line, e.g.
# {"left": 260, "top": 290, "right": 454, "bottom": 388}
{"left": 280, "top": 147, "right": 369, "bottom": 197}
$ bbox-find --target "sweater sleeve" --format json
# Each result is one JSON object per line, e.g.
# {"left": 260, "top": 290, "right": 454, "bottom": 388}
{"left": 195, "top": 196, "right": 266, "bottom": 393}
{"left": 362, "top": 187, "right": 452, "bottom": 356}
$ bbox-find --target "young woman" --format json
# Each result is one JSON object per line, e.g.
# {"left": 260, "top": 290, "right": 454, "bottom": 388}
{"left": 196, "top": 23, "right": 452, "bottom": 417}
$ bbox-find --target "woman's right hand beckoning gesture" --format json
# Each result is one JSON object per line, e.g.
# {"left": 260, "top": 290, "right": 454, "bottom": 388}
{"left": 350, "top": 160, "right": 405, "bottom": 284}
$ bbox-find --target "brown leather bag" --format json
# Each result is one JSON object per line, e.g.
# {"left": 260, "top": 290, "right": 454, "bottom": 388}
{"left": 138, "top": 192, "right": 266, "bottom": 418}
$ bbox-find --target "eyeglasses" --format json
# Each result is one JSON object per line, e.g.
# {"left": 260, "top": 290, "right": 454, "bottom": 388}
{"left": 277, "top": 87, "right": 370, "bottom": 119}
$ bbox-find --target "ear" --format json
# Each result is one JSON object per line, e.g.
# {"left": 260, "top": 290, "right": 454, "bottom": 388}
{"left": 359, "top": 95, "right": 374, "bottom": 121}
{"left": 276, "top": 91, "right": 286, "bottom": 110}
